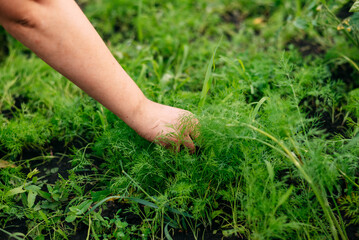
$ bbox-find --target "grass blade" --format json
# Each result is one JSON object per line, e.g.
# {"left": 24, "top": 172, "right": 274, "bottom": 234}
{"left": 165, "top": 222, "right": 174, "bottom": 240}
{"left": 198, "top": 38, "right": 222, "bottom": 109}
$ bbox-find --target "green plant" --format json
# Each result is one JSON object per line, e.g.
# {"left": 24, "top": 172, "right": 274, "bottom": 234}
{"left": 339, "top": 193, "right": 359, "bottom": 225}
{"left": 1, "top": 0, "right": 359, "bottom": 239}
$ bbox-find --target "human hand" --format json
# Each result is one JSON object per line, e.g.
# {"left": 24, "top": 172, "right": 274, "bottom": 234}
{"left": 133, "top": 99, "right": 199, "bottom": 153}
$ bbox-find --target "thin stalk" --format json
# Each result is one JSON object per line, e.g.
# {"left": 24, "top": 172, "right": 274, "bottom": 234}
{"left": 161, "top": 208, "right": 164, "bottom": 240}
{"left": 330, "top": 191, "right": 349, "bottom": 240}
{"left": 122, "top": 170, "right": 157, "bottom": 204}
{"left": 86, "top": 215, "right": 91, "bottom": 240}
{"left": 340, "top": 54, "right": 359, "bottom": 73}
{"left": 290, "top": 84, "right": 308, "bottom": 142}
{"left": 338, "top": 168, "right": 359, "bottom": 189}
{"left": 0, "top": 228, "right": 24, "bottom": 240}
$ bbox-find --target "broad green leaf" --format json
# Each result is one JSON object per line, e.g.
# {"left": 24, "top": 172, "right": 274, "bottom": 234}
{"left": 70, "top": 200, "right": 93, "bottom": 215}
{"left": 37, "top": 190, "right": 52, "bottom": 201}
{"left": 25, "top": 185, "right": 41, "bottom": 192}
{"left": 5, "top": 186, "right": 26, "bottom": 197}
{"left": 91, "top": 189, "right": 111, "bottom": 202}
{"left": 27, "top": 190, "right": 37, "bottom": 208}
{"left": 51, "top": 192, "right": 61, "bottom": 202}
{"left": 350, "top": 0, "right": 359, "bottom": 12}
{"left": 78, "top": 200, "right": 93, "bottom": 214}
{"left": 41, "top": 201, "right": 59, "bottom": 210}
{"left": 38, "top": 210, "right": 49, "bottom": 225}
{"left": 32, "top": 176, "right": 38, "bottom": 184}
{"left": 65, "top": 214, "right": 77, "bottom": 223}
{"left": 46, "top": 184, "right": 53, "bottom": 193}
{"left": 128, "top": 197, "right": 158, "bottom": 209}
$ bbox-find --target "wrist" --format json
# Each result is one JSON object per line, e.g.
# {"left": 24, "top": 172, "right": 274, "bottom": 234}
{"left": 124, "top": 96, "right": 154, "bottom": 138}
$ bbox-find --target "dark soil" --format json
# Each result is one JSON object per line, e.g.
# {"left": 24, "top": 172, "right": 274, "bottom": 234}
{"left": 339, "top": 206, "right": 359, "bottom": 240}
{"left": 171, "top": 230, "right": 242, "bottom": 240}
{"left": 0, "top": 28, "right": 8, "bottom": 64}
{"left": 289, "top": 38, "right": 325, "bottom": 58}
{"left": 19, "top": 139, "right": 79, "bottom": 184}
{"left": 68, "top": 222, "right": 88, "bottom": 240}
{"left": 164, "top": 198, "right": 244, "bottom": 240}
{"left": 84, "top": 197, "right": 244, "bottom": 240}
{"left": 330, "top": 62, "right": 359, "bottom": 91}
{"left": 34, "top": 155, "right": 72, "bottom": 184}
{"left": 102, "top": 201, "right": 143, "bottom": 225}
{"left": 336, "top": 1, "right": 353, "bottom": 19}
{"left": 299, "top": 95, "right": 354, "bottom": 138}
{"left": 0, "top": 218, "right": 27, "bottom": 240}
{"left": 346, "top": 224, "right": 359, "bottom": 240}
{"left": 1, "top": 96, "right": 29, "bottom": 120}
{"left": 221, "top": 9, "right": 245, "bottom": 30}
{"left": 0, "top": 141, "right": 75, "bottom": 239}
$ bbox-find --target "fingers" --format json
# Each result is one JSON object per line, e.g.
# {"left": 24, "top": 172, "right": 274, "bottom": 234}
{"left": 182, "top": 135, "right": 195, "bottom": 153}
{"left": 156, "top": 133, "right": 196, "bottom": 154}
{"left": 178, "top": 115, "right": 199, "bottom": 153}
{"left": 153, "top": 110, "right": 199, "bottom": 153}
{"left": 188, "top": 121, "right": 200, "bottom": 140}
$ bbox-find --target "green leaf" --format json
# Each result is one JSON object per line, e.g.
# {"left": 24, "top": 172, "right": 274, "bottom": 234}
{"left": 27, "top": 168, "right": 39, "bottom": 179}
{"left": 65, "top": 213, "right": 77, "bottom": 223}
{"left": 5, "top": 186, "right": 26, "bottom": 197}
{"left": 251, "top": 97, "right": 269, "bottom": 123}
{"left": 164, "top": 223, "right": 173, "bottom": 240}
{"left": 37, "top": 190, "right": 52, "bottom": 201}
{"left": 78, "top": 200, "right": 93, "bottom": 214}
{"left": 55, "top": 228, "right": 69, "bottom": 240}
{"left": 222, "top": 227, "right": 246, "bottom": 237}
{"left": 264, "top": 160, "right": 274, "bottom": 182}
{"left": 211, "top": 210, "right": 225, "bottom": 219}
{"left": 41, "top": 201, "right": 60, "bottom": 210}
{"left": 69, "top": 200, "right": 93, "bottom": 215}
{"left": 38, "top": 210, "right": 49, "bottom": 225}
{"left": 91, "top": 189, "right": 111, "bottom": 202}
{"left": 350, "top": 1, "right": 359, "bottom": 12}
{"left": 25, "top": 185, "right": 41, "bottom": 192}
{"left": 275, "top": 186, "right": 294, "bottom": 212}
{"left": 35, "top": 235, "right": 45, "bottom": 240}
{"left": 128, "top": 197, "right": 158, "bottom": 209}
{"left": 27, "top": 190, "right": 37, "bottom": 208}
{"left": 198, "top": 37, "right": 222, "bottom": 108}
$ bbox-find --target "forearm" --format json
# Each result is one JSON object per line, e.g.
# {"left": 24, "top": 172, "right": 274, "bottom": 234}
{"left": 0, "top": 0, "right": 198, "bottom": 151}
{"left": 0, "top": 0, "right": 147, "bottom": 129}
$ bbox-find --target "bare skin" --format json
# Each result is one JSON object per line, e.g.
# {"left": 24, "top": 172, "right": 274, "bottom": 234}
{"left": 0, "top": 0, "right": 198, "bottom": 152}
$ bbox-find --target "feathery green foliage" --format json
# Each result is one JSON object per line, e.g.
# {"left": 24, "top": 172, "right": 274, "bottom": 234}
{"left": 1, "top": 0, "right": 359, "bottom": 239}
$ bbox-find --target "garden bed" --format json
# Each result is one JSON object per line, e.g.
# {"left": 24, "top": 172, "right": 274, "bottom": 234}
{"left": 1, "top": 0, "right": 359, "bottom": 239}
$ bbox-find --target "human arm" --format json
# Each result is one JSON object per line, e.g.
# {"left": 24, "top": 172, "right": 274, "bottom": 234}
{"left": 0, "top": 0, "right": 198, "bottom": 151}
